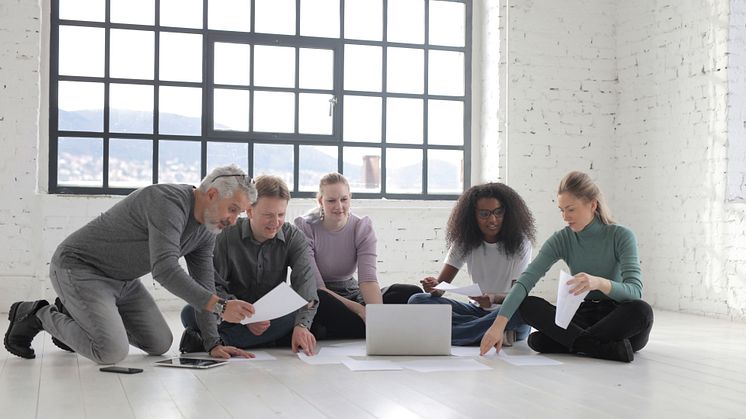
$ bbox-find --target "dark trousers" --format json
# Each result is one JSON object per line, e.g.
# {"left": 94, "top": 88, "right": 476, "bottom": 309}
{"left": 312, "top": 283, "right": 422, "bottom": 340}
{"left": 518, "top": 296, "right": 654, "bottom": 352}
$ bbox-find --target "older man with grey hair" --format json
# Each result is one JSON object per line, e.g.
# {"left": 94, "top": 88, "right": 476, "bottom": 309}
{"left": 4, "top": 165, "right": 258, "bottom": 364}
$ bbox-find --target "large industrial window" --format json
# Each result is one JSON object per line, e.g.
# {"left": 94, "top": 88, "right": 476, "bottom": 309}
{"left": 50, "top": 0, "right": 471, "bottom": 199}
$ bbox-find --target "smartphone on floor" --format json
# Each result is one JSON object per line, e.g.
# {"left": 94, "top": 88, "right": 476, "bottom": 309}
{"left": 99, "top": 366, "right": 143, "bottom": 374}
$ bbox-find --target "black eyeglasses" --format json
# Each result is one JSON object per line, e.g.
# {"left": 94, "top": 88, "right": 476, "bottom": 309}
{"left": 476, "top": 207, "right": 505, "bottom": 219}
{"left": 210, "top": 174, "right": 254, "bottom": 185}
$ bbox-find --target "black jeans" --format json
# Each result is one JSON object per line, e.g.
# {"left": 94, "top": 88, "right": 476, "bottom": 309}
{"left": 518, "top": 296, "right": 654, "bottom": 352}
{"left": 312, "top": 283, "right": 422, "bottom": 340}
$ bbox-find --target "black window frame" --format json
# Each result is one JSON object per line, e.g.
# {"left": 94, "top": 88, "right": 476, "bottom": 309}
{"left": 49, "top": 0, "right": 472, "bottom": 199}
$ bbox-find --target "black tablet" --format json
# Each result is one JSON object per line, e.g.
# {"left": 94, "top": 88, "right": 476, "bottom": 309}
{"left": 154, "top": 357, "right": 227, "bottom": 369}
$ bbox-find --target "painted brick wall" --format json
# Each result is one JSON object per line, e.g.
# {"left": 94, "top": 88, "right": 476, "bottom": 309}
{"left": 500, "top": 0, "right": 619, "bottom": 301}
{"left": 615, "top": 0, "right": 746, "bottom": 320}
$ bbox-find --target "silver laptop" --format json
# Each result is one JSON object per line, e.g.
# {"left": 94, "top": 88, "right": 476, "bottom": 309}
{"left": 366, "top": 304, "right": 452, "bottom": 356}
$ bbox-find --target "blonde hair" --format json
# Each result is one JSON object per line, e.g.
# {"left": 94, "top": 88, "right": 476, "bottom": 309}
{"left": 316, "top": 172, "right": 350, "bottom": 200}
{"left": 558, "top": 171, "right": 614, "bottom": 225}
{"left": 303, "top": 173, "right": 350, "bottom": 222}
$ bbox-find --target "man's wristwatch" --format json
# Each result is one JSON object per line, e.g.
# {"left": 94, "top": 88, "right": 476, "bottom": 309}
{"left": 213, "top": 298, "right": 227, "bottom": 316}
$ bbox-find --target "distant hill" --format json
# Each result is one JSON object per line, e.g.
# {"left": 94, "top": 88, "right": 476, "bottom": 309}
{"left": 57, "top": 109, "right": 462, "bottom": 191}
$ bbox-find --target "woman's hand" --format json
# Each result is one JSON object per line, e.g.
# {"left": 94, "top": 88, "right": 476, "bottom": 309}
{"left": 209, "top": 344, "right": 254, "bottom": 359}
{"left": 479, "top": 316, "right": 509, "bottom": 355}
{"left": 469, "top": 294, "right": 493, "bottom": 309}
{"left": 567, "top": 272, "right": 612, "bottom": 296}
{"left": 420, "top": 277, "right": 444, "bottom": 297}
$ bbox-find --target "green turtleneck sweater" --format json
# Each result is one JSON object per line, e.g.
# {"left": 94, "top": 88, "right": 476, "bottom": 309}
{"left": 497, "top": 216, "right": 643, "bottom": 321}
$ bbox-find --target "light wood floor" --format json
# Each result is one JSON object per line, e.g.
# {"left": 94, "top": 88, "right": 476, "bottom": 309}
{"left": 1, "top": 309, "right": 744, "bottom": 419}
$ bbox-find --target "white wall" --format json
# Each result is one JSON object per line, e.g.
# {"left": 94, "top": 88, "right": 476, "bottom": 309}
{"left": 1, "top": 0, "right": 744, "bottom": 320}
{"left": 615, "top": 0, "right": 746, "bottom": 320}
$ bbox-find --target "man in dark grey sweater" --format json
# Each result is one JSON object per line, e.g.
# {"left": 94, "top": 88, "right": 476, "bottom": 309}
{"left": 4, "top": 165, "right": 258, "bottom": 364}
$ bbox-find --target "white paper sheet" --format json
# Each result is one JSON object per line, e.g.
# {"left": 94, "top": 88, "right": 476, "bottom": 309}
{"left": 342, "top": 359, "right": 403, "bottom": 371}
{"left": 497, "top": 351, "right": 562, "bottom": 366}
{"left": 449, "top": 346, "right": 482, "bottom": 357}
{"left": 434, "top": 282, "right": 483, "bottom": 296}
{"left": 555, "top": 270, "right": 589, "bottom": 329}
{"left": 400, "top": 359, "right": 492, "bottom": 372}
{"left": 318, "top": 346, "right": 367, "bottom": 357}
{"left": 297, "top": 352, "right": 351, "bottom": 365}
{"left": 240, "top": 281, "right": 309, "bottom": 324}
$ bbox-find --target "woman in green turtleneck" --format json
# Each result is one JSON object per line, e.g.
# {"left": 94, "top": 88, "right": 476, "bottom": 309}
{"left": 479, "top": 171, "right": 654, "bottom": 362}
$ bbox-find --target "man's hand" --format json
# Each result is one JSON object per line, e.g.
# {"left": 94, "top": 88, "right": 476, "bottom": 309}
{"left": 222, "top": 300, "right": 255, "bottom": 323}
{"left": 291, "top": 325, "right": 316, "bottom": 356}
{"left": 247, "top": 320, "right": 270, "bottom": 336}
{"left": 209, "top": 344, "right": 255, "bottom": 359}
{"left": 420, "top": 277, "right": 445, "bottom": 297}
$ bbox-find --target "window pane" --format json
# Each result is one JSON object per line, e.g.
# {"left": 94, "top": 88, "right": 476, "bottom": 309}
{"left": 109, "top": 139, "right": 153, "bottom": 188}
{"left": 344, "top": 45, "right": 381, "bottom": 92}
{"left": 159, "top": 86, "right": 202, "bottom": 135}
{"left": 110, "top": 84, "right": 154, "bottom": 134}
{"left": 58, "top": 81, "right": 103, "bottom": 132}
{"left": 343, "top": 146, "right": 380, "bottom": 193}
{"left": 428, "top": 100, "right": 463, "bottom": 145}
{"left": 429, "top": 50, "right": 464, "bottom": 96}
{"left": 343, "top": 96, "right": 381, "bottom": 142}
{"left": 344, "top": 0, "right": 382, "bottom": 41}
{"left": 59, "top": 26, "right": 104, "bottom": 77}
{"left": 214, "top": 89, "right": 250, "bottom": 131}
{"left": 386, "top": 148, "right": 422, "bottom": 194}
{"left": 255, "top": 0, "right": 295, "bottom": 35}
{"left": 254, "top": 46, "right": 295, "bottom": 88}
{"left": 208, "top": 0, "right": 251, "bottom": 32}
{"left": 111, "top": 0, "right": 154, "bottom": 25}
{"left": 299, "top": 145, "right": 337, "bottom": 191}
{"left": 207, "top": 142, "right": 249, "bottom": 174}
{"left": 299, "top": 93, "right": 333, "bottom": 135}
{"left": 429, "top": 0, "right": 465, "bottom": 47}
{"left": 159, "top": 140, "right": 201, "bottom": 184}
{"left": 387, "top": 0, "right": 424, "bottom": 44}
{"left": 386, "top": 98, "right": 422, "bottom": 144}
{"left": 160, "top": 32, "right": 202, "bottom": 83}
{"left": 60, "top": 0, "right": 104, "bottom": 22}
{"left": 58, "top": 137, "right": 103, "bottom": 187}
{"left": 253, "top": 143, "right": 294, "bottom": 190}
{"left": 253, "top": 91, "right": 295, "bottom": 133}
{"left": 428, "top": 149, "right": 462, "bottom": 194}
{"left": 386, "top": 47, "right": 423, "bottom": 94}
{"left": 110, "top": 30, "right": 154, "bottom": 80}
{"left": 299, "top": 48, "right": 333, "bottom": 90}
{"left": 214, "top": 43, "right": 251, "bottom": 86}
{"left": 300, "top": 0, "right": 339, "bottom": 38}
{"left": 161, "top": 0, "right": 202, "bottom": 29}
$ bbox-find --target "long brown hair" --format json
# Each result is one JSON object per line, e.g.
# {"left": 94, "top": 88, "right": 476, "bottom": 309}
{"left": 557, "top": 171, "right": 614, "bottom": 224}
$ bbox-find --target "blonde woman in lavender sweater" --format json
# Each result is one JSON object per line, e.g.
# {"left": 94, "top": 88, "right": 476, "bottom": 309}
{"left": 294, "top": 173, "right": 421, "bottom": 339}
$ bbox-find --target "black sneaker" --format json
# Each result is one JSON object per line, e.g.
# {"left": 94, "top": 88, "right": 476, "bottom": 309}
{"left": 4, "top": 300, "right": 49, "bottom": 359}
{"left": 179, "top": 329, "right": 204, "bottom": 353}
{"left": 595, "top": 339, "right": 634, "bottom": 363}
{"left": 527, "top": 332, "right": 570, "bottom": 354}
{"left": 51, "top": 298, "right": 74, "bottom": 353}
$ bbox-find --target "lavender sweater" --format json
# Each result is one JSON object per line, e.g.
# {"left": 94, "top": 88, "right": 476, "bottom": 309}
{"left": 294, "top": 213, "right": 378, "bottom": 289}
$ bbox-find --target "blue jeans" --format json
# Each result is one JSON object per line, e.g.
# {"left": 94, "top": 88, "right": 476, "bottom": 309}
{"left": 408, "top": 293, "right": 530, "bottom": 346}
{"left": 181, "top": 305, "right": 296, "bottom": 349}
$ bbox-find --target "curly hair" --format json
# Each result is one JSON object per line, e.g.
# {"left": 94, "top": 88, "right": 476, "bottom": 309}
{"left": 446, "top": 183, "right": 536, "bottom": 258}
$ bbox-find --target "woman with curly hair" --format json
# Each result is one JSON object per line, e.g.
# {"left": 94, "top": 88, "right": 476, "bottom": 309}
{"left": 479, "top": 171, "right": 654, "bottom": 362}
{"left": 408, "top": 182, "right": 536, "bottom": 346}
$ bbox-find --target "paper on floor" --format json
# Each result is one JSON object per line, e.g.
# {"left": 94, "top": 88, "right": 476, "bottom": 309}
{"left": 342, "top": 359, "right": 403, "bottom": 371}
{"left": 399, "top": 359, "right": 492, "bottom": 372}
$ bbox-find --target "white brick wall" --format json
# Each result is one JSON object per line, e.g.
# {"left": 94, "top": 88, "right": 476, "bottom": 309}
{"left": 1, "top": 0, "right": 744, "bottom": 321}
{"left": 616, "top": 0, "right": 746, "bottom": 320}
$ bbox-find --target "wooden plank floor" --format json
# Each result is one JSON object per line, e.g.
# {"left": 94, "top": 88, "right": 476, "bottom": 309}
{"left": 1, "top": 309, "right": 744, "bottom": 419}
